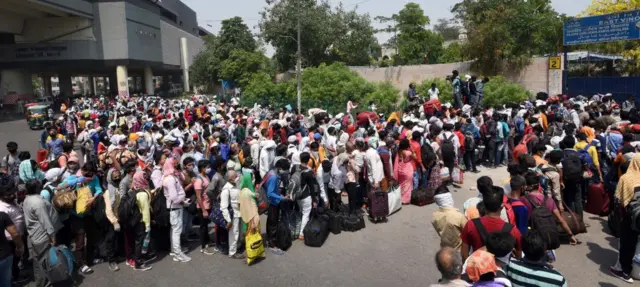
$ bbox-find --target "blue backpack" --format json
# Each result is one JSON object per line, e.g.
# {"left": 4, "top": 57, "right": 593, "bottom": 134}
{"left": 577, "top": 143, "right": 595, "bottom": 170}
{"left": 220, "top": 143, "right": 230, "bottom": 161}
{"left": 514, "top": 116, "right": 525, "bottom": 136}
{"left": 42, "top": 246, "right": 75, "bottom": 284}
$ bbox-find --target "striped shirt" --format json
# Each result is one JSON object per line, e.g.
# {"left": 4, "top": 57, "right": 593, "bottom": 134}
{"left": 505, "top": 259, "right": 567, "bottom": 287}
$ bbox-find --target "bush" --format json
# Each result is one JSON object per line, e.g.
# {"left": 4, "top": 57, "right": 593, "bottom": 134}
{"left": 483, "top": 76, "right": 531, "bottom": 107}
{"left": 243, "top": 62, "right": 400, "bottom": 115}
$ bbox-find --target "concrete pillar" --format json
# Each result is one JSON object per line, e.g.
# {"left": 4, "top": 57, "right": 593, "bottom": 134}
{"left": 88, "top": 75, "right": 95, "bottom": 96}
{"left": 144, "top": 66, "right": 154, "bottom": 95}
{"left": 116, "top": 65, "right": 129, "bottom": 98}
{"left": 180, "top": 37, "right": 190, "bottom": 92}
{"left": 43, "top": 75, "right": 52, "bottom": 97}
{"left": 58, "top": 73, "right": 73, "bottom": 98}
{"left": 0, "top": 70, "right": 33, "bottom": 97}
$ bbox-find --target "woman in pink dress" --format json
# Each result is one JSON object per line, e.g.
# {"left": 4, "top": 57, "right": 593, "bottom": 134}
{"left": 394, "top": 139, "right": 416, "bottom": 204}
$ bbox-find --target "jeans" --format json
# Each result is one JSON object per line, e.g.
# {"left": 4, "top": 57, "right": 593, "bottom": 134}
{"left": 618, "top": 211, "right": 640, "bottom": 274}
{"left": 485, "top": 139, "right": 496, "bottom": 166}
{"left": 169, "top": 208, "right": 184, "bottom": 256}
{"left": 454, "top": 93, "right": 463, "bottom": 109}
{"left": 0, "top": 255, "right": 12, "bottom": 287}
{"left": 464, "top": 149, "right": 477, "bottom": 172}
{"left": 267, "top": 203, "right": 281, "bottom": 248}
{"left": 345, "top": 182, "right": 359, "bottom": 213}
{"left": 563, "top": 181, "right": 584, "bottom": 216}
{"left": 182, "top": 208, "right": 194, "bottom": 237}
{"left": 228, "top": 217, "right": 240, "bottom": 257}
{"left": 197, "top": 209, "right": 211, "bottom": 249}
{"left": 495, "top": 140, "right": 504, "bottom": 167}
{"left": 297, "top": 196, "right": 313, "bottom": 236}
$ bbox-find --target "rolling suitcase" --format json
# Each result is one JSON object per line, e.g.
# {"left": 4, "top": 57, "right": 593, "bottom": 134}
{"left": 585, "top": 182, "right": 610, "bottom": 216}
{"left": 368, "top": 190, "right": 389, "bottom": 223}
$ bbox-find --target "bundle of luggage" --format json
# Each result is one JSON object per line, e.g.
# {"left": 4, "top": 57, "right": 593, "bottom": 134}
{"left": 300, "top": 206, "right": 366, "bottom": 248}
{"left": 411, "top": 185, "right": 436, "bottom": 206}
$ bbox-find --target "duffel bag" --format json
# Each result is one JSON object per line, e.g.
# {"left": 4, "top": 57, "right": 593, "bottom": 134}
{"left": 303, "top": 211, "right": 330, "bottom": 247}
{"left": 341, "top": 212, "right": 365, "bottom": 232}
{"left": 325, "top": 209, "right": 342, "bottom": 235}
{"left": 276, "top": 221, "right": 292, "bottom": 251}
{"left": 410, "top": 186, "right": 435, "bottom": 206}
{"left": 557, "top": 202, "right": 587, "bottom": 240}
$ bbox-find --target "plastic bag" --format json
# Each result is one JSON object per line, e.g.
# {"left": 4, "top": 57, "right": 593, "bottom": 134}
{"left": 75, "top": 186, "right": 92, "bottom": 214}
{"left": 245, "top": 231, "right": 265, "bottom": 265}
{"left": 452, "top": 167, "right": 463, "bottom": 184}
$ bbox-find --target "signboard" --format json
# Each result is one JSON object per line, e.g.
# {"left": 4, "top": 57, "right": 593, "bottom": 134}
{"left": 549, "top": 56, "right": 561, "bottom": 69}
{"left": 564, "top": 10, "right": 640, "bottom": 46}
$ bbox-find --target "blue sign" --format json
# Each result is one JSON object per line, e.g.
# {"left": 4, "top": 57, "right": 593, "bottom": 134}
{"left": 564, "top": 10, "right": 640, "bottom": 46}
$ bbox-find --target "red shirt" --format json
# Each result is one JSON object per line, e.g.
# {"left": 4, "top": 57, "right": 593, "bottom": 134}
{"left": 460, "top": 216, "right": 522, "bottom": 252}
{"left": 454, "top": 130, "right": 465, "bottom": 151}
{"left": 410, "top": 140, "right": 422, "bottom": 168}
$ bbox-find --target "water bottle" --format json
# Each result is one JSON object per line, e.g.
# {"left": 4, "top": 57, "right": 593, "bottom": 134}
{"left": 142, "top": 232, "right": 150, "bottom": 254}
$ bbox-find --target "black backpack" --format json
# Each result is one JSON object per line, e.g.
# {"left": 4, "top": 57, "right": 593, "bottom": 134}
{"left": 118, "top": 190, "right": 143, "bottom": 228}
{"left": 91, "top": 195, "right": 108, "bottom": 226}
{"left": 562, "top": 151, "right": 583, "bottom": 182}
{"left": 526, "top": 194, "right": 561, "bottom": 250}
{"left": 473, "top": 218, "right": 513, "bottom": 246}
{"left": 276, "top": 221, "right": 292, "bottom": 251}
{"left": 464, "top": 131, "right": 475, "bottom": 150}
{"left": 151, "top": 189, "right": 169, "bottom": 227}
{"left": 421, "top": 142, "right": 437, "bottom": 169}
{"left": 441, "top": 134, "right": 456, "bottom": 162}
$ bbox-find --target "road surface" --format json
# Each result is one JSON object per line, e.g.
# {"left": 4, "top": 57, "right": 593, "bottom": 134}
{"left": 0, "top": 119, "right": 622, "bottom": 287}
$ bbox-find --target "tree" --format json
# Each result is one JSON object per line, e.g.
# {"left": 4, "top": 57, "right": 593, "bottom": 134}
{"left": 433, "top": 18, "right": 460, "bottom": 41}
{"left": 190, "top": 17, "right": 261, "bottom": 92}
{"left": 438, "top": 42, "right": 465, "bottom": 63}
{"left": 376, "top": 3, "right": 444, "bottom": 65}
{"left": 453, "top": 0, "right": 563, "bottom": 75}
{"left": 219, "top": 50, "right": 271, "bottom": 88}
{"left": 580, "top": 0, "right": 640, "bottom": 71}
{"left": 259, "top": 0, "right": 378, "bottom": 70}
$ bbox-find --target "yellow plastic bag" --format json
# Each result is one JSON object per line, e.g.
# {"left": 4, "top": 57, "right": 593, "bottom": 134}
{"left": 245, "top": 231, "right": 265, "bottom": 265}
{"left": 75, "top": 186, "right": 92, "bottom": 214}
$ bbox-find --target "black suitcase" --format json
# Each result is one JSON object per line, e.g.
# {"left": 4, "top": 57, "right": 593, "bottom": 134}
{"left": 368, "top": 190, "right": 389, "bottom": 219}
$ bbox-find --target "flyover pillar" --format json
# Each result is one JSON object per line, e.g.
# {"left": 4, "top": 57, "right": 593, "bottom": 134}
{"left": 144, "top": 66, "right": 154, "bottom": 95}
{"left": 180, "top": 37, "right": 190, "bottom": 92}
{"left": 58, "top": 73, "right": 73, "bottom": 98}
{"left": 116, "top": 65, "right": 129, "bottom": 98}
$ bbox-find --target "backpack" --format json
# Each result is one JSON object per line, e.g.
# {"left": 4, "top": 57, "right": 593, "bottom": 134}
{"left": 420, "top": 142, "right": 437, "bottom": 169}
{"left": 513, "top": 134, "right": 534, "bottom": 162}
{"left": 118, "top": 189, "right": 143, "bottom": 228}
{"left": 151, "top": 188, "right": 170, "bottom": 227}
{"left": 486, "top": 121, "right": 497, "bottom": 139}
{"left": 562, "top": 150, "right": 584, "bottom": 182}
{"left": 472, "top": 218, "right": 514, "bottom": 246}
{"left": 503, "top": 196, "right": 517, "bottom": 226}
{"left": 526, "top": 194, "right": 561, "bottom": 250}
{"left": 287, "top": 169, "right": 308, "bottom": 201}
{"left": 577, "top": 143, "right": 595, "bottom": 170}
{"left": 41, "top": 246, "right": 75, "bottom": 285}
{"left": 441, "top": 134, "right": 456, "bottom": 162}
{"left": 514, "top": 116, "right": 525, "bottom": 137}
{"left": 464, "top": 131, "right": 475, "bottom": 151}
{"left": 627, "top": 186, "right": 640, "bottom": 232}
{"left": 536, "top": 165, "right": 554, "bottom": 195}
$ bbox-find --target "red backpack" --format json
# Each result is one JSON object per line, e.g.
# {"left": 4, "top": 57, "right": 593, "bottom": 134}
{"left": 503, "top": 195, "right": 517, "bottom": 225}
{"left": 513, "top": 134, "right": 534, "bottom": 163}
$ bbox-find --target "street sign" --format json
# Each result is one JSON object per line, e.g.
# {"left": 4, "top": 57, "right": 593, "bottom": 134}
{"left": 549, "top": 56, "right": 561, "bottom": 69}
{"left": 563, "top": 10, "right": 640, "bottom": 46}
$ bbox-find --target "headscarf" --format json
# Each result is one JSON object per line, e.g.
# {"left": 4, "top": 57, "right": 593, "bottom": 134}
{"left": 45, "top": 168, "right": 65, "bottom": 183}
{"left": 106, "top": 168, "right": 122, "bottom": 206}
{"left": 132, "top": 169, "right": 149, "bottom": 190}
{"left": 616, "top": 153, "right": 640, "bottom": 207}
{"left": 239, "top": 173, "right": 256, "bottom": 194}
{"left": 368, "top": 137, "right": 379, "bottom": 149}
{"left": 434, "top": 193, "right": 455, "bottom": 208}
{"left": 465, "top": 250, "right": 498, "bottom": 282}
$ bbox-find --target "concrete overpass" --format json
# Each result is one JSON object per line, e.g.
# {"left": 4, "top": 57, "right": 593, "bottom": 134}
{"left": 0, "top": 0, "right": 206, "bottom": 103}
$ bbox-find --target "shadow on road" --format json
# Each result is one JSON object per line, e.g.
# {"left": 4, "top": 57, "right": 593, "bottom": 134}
{"left": 586, "top": 241, "right": 617, "bottom": 275}
{"left": 598, "top": 283, "right": 618, "bottom": 287}
{"left": 591, "top": 216, "right": 617, "bottom": 249}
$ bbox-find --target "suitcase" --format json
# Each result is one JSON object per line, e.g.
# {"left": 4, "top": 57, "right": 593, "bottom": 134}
{"left": 410, "top": 186, "right": 435, "bottom": 207}
{"left": 368, "top": 190, "right": 389, "bottom": 218}
{"left": 325, "top": 210, "right": 342, "bottom": 235}
{"left": 585, "top": 182, "right": 610, "bottom": 216}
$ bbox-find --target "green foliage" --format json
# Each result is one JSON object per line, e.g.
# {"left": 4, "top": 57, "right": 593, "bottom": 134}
{"left": 190, "top": 18, "right": 261, "bottom": 92}
{"left": 260, "top": 0, "right": 378, "bottom": 70}
{"left": 242, "top": 63, "right": 400, "bottom": 115}
{"left": 433, "top": 18, "right": 460, "bottom": 41}
{"left": 415, "top": 78, "right": 453, "bottom": 104}
{"left": 377, "top": 3, "right": 444, "bottom": 64}
{"left": 482, "top": 76, "right": 531, "bottom": 107}
{"left": 219, "top": 50, "right": 270, "bottom": 88}
{"left": 452, "top": 0, "right": 563, "bottom": 75}
{"left": 438, "top": 42, "right": 465, "bottom": 64}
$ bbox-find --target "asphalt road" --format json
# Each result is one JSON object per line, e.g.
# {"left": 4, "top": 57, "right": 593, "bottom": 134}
{"left": 0, "top": 119, "right": 624, "bottom": 287}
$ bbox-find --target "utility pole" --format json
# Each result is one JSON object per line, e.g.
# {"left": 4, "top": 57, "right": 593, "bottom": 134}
{"left": 296, "top": 16, "right": 302, "bottom": 114}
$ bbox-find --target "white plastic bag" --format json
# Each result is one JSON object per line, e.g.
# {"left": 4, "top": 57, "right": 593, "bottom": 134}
{"left": 388, "top": 186, "right": 402, "bottom": 216}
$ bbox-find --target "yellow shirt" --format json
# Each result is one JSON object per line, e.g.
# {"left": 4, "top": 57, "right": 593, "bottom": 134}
{"left": 575, "top": 141, "right": 600, "bottom": 167}
{"left": 431, "top": 207, "right": 468, "bottom": 250}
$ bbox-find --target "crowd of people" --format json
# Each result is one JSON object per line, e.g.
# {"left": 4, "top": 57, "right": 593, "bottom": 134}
{"left": 0, "top": 69, "right": 638, "bottom": 286}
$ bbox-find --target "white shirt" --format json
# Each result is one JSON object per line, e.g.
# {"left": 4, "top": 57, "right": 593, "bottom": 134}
{"left": 365, "top": 148, "right": 384, "bottom": 186}
{"left": 428, "top": 88, "right": 439, "bottom": 100}
{"left": 438, "top": 131, "right": 460, "bottom": 157}
{"left": 220, "top": 182, "right": 240, "bottom": 224}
